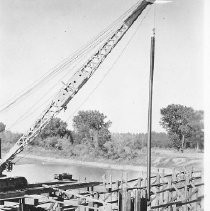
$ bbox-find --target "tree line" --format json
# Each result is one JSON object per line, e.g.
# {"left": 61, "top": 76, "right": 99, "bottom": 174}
{"left": 0, "top": 104, "right": 204, "bottom": 160}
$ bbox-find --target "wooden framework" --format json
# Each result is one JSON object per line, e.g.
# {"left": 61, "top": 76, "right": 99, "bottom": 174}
{"left": 0, "top": 169, "right": 203, "bottom": 211}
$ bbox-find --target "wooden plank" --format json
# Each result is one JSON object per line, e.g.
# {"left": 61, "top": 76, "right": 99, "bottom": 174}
{"left": 156, "top": 171, "right": 160, "bottom": 211}
{"left": 122, "top": 189, "right": 127, "bottom": 211}
{"left": 118, "top": 190, "right": 122, "bottom": 211}
{"left": 151, "top": 195, "right": 204, "bottom": 209}
{"left": 126, "top": 191, "right": 131, "bottom": 211}
{"left": 134, "top": 189, "right": 141, "bottom": 211}
{"left": 140, "top": 197, "right": 147, "bottom": 211}
{"left": 131, "top": 197, "right": 134, "bottom": 211}
{"left": 25, "top": 182, "right": 102, "bottom": 195}
{"left": 152, "top": 182, "right": 204, "bottom": 195}
{"left": 167, "top": 177, "right": 172, "bottom": 211}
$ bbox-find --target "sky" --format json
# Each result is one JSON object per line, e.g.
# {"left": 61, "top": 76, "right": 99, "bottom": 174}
{"left": 0, "top": 0, "right": 204, "bottom": 134}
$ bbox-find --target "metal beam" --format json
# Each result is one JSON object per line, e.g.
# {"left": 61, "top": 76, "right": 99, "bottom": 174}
{"left": 147, "top": 28, "right": 155, "bottom": 201}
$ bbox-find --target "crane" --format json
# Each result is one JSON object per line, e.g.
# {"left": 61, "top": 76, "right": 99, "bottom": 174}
{"left": 0, "top": 0, "right": 155, "bottom": 175}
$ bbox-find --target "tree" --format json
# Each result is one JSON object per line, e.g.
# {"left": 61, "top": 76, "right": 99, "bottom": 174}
{"left": 39, "top": 117, "right": 70, "bottom": 139}
{"left": 0, "top": 122, "right": 6, "bottom": 133}
{"left": 160, "top": 104, "right": 204, "bottom": 150}
{"left": 188, "top": 110, "right": 204, "bottom": 150}
{"left": 73, "top": 110, "right": 112, "bottom": 149}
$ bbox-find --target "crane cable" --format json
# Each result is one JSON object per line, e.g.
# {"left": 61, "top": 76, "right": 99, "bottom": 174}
{"left": 6, "top": 26, "right": 122, "bottom": 131}
{"left": 6, "top": 55, "right": 87, "bottom": 131}
{"left": 0, "top": 1, "right": 141, "bottom": 113}
{"left": 64, "top": 5, "right": 153, "bottom": 123}
{"left": 14, "top": 3, "right": 153, "bottom": 165}
{"left": 3, "top": 1, "right": 142, "bottom": 130}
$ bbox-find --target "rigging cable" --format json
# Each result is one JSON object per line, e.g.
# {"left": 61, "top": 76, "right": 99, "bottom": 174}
{"left": 64, "top": 5, "right": 153, "bottom": 123}
{"left": 153, "top": 1, "right": 156, "bottom": 29}
{"left": 6, "top": 55, "right": 87, "bottom": 131}
{"left": 0, "top": 1, "right": 141, "bottom": 113}
{"left": 4, "top": 1, "right": 142, "bottom": 130}
{"left": 14, "top": 2, "right": 153, "bottom": 165}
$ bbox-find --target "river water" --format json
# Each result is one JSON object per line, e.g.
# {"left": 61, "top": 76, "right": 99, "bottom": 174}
{"left": 5, "top": 162, "right": 144, "bottom": 184}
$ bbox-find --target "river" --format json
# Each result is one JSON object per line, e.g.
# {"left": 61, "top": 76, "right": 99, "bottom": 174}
{"left": 5, "top": 162, "right": 144, "bottom": 184}
{"left": 4, "top": 154, "right": 173, "bottom": 184}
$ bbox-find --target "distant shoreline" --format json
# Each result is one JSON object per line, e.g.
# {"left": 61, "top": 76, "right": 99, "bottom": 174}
{"left": 17, "top": 154, "right": 173, "bottom": 174}
{"left": 12, "top": 146, "right": 203, "bottom": 174}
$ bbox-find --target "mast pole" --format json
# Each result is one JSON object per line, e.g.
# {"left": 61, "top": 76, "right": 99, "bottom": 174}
{"left": 147, "top": 28, "right": 155, "bottom": 201}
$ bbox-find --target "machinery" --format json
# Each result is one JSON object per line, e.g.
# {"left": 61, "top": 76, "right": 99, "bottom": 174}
{"left": 0, "top": 176, "right": 28, "bottom": 192}
{"left": 0, "top": 0, "right": 155, "bottom": 189}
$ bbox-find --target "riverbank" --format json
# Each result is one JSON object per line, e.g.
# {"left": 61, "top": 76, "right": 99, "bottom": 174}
{"left": 15, "top": 147, "right": 203, "bottom": 173}
{"left": 17, "top": 153, "right": 173, "bottom": 173}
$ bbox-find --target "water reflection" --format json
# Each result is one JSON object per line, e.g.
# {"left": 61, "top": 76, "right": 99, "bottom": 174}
{"left": 6, "top": 163, "right": 144, "bottom": 184}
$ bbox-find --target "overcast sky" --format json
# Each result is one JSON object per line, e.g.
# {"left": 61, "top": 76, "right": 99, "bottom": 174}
{"left": 0, "top": 0, "right": 204, "bottom": 133}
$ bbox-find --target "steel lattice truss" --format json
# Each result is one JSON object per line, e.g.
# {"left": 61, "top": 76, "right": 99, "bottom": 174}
{"left": 0, "top": 0, "right": 154, "bottom": 173}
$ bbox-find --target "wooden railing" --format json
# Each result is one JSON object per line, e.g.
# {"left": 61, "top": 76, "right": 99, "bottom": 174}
{"left": 0, "top": 168, "right": 203, "bottom": 211}
{"left": 100, "top": 168, "right": 203, "bottom": 211}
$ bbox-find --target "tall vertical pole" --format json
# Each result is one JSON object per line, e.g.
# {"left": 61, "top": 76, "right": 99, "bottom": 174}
{"left": 0, "top": 138, "right": 1, "bottom": 159}
{"left": 0, "top": 138, "right": 3, "bottom": 178}
{"left": 147, "top": 28, "right": 155, "bottom": 201}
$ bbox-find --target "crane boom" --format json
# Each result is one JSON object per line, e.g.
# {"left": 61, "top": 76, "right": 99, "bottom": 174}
{"left": 0, "top": 0, "right": 155, "bottom": 174}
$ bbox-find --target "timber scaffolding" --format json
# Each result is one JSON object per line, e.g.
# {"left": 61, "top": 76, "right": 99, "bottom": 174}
{"left": 0, "top": 168, "right": 204, "bottom": 211}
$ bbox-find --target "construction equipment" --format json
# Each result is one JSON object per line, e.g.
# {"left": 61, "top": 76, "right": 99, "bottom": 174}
{"left": 0, "top": 0, "right": 155, "bottom": 175}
